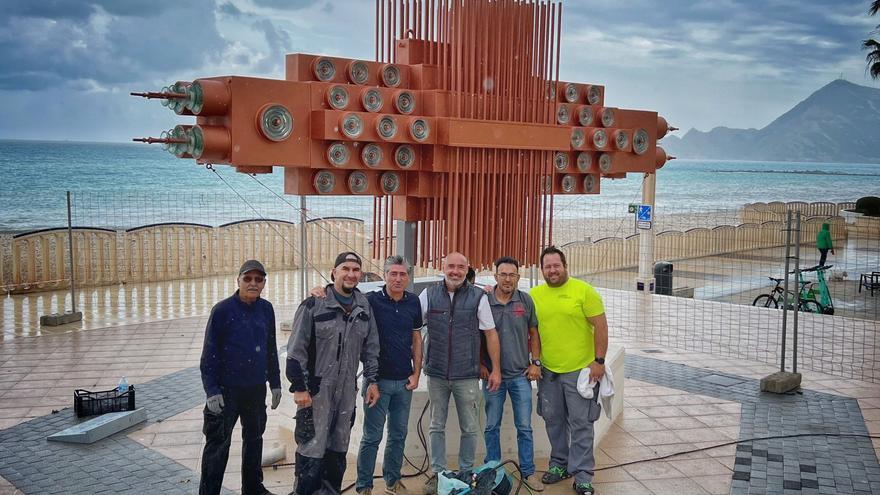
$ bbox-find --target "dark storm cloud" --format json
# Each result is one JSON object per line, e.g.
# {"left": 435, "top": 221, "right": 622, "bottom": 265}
{"left": 251, "top": 0, "right": 321, "bottom": 9}
{"left": 564, "top": 0, "right": 872, "bottom": 81}
{"left": 0, "top": 0, "right": 228, "bottom": 90}
{"left": 4, "top": 0, "right": 181, "bottom": 20}
{"left": 218, "top": 2, "right": 244, "bottom": 17}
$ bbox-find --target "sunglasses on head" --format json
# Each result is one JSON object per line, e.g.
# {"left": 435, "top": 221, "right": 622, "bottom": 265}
{"left": 242, "top": 275, "right": 265, "bottom": 283}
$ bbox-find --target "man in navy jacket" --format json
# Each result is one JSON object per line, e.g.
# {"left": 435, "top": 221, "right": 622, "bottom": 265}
{"left": 200, "top": 260, "right": 282, "bottom": 495}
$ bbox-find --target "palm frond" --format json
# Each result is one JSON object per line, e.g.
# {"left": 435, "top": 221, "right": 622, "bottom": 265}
{"left": 864, "top": 38, "right": 880, "bottom": 79}
{"left": 871, "top": 0, "right": 880, "bottom": 16}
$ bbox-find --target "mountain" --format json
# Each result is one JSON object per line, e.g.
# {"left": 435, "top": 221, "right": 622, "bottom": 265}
{"left": 661, "top": 79, "right": 880, "bottom": 164}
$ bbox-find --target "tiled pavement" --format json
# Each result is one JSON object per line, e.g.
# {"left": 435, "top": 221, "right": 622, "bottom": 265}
{"left": 1, "top": 348, "right": 878, "bottom": 494}
{"left": 0, "top": 368, "right": 234, "bottom": 495}
{"left": 626, "top": 355, "right": 880, "bottom": 494}
{"left": 1, "top": 271, "right": 879, "bottom": 495}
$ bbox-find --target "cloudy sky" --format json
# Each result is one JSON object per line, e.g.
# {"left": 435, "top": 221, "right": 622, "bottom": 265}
{"left": 0, "top": 0, "right": 877, "bottom": 142}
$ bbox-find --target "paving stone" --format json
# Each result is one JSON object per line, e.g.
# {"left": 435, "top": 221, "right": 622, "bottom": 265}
{"left": 783, "top": 479, "right": 801, "bottom": 489}
{"left": 801, "top": 478, "right": 819, "bottom": 488}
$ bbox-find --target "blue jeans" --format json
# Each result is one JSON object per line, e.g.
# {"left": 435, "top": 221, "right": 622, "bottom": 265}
{"left": 483, "top": 375, "right": 535, "bottom": 476}
{"left": 428, "top": 377, "right": 481, "bottom": 474}
{"left": 356, "top": 379, "right": 413, "bottom": 491}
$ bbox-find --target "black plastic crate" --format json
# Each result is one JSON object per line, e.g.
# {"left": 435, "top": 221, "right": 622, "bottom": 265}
{"left": 74, "top": 386, "right": 136, "bottom": 418}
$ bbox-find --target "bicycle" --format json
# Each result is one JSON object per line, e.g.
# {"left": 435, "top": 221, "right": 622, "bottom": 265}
{"left": 797, "top": 265, "right": 835, "bottom": 315}
{"left": 752, "top": 267, "right": 834, "bottom": 315}
{"left": 752, "top": 277, "right": 808, "bottom": 310}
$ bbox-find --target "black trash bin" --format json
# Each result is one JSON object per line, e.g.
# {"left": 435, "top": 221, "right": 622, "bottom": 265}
{"left": 654, "top": 262, "right": 673, "bottom": 295}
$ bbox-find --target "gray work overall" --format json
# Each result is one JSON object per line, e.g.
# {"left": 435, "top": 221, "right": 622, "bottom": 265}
{"left": 286, "top": 288, "right": 379, "bottom": 494}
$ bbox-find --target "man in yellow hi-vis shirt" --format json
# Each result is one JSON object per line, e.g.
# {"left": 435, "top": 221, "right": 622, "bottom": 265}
{"left": 529, "top": 246, "right": 608, "bottom": 495}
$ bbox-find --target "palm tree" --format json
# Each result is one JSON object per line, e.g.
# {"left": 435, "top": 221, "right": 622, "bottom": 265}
{"left": 865, "top": 0, "right": 880, "bottom": 79}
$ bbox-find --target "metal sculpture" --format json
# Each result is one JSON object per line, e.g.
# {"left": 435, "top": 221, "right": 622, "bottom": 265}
{"left": 133, "top": 0, "right": 675, "bottom": 269}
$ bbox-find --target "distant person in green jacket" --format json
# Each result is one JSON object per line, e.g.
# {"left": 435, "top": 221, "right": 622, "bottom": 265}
{"left": 816, "top": 223, "right": 834, "bottom": 266}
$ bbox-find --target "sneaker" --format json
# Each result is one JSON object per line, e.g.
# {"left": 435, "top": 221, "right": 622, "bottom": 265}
{"left": 423, "top": 475, "right": 437, "bottom": 495}
{"left": 384, "top": 479, "right": 408, "bottom": 494}
{"left": 541, "top": 465, "right": 571, "bottom": 484}
{"left": 573, "top": 481, "right": 596, "bottom": 495}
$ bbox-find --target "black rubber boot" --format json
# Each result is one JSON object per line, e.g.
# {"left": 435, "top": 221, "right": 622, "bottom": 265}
{"left": 293, "top": 452, "right": 324, "bottom": 495}
{"left": 322, "top": 450, "right": 347, "bottom": 493}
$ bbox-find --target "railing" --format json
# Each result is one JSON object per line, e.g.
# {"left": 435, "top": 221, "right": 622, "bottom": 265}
{"left": 0, "top": 203, "right": 852, "bottom": 292}
{"left": 1, "top": 218, "right": 372, "bottom": 293}
{"left": 741, "top": 201, "right": 856, "bottom": 221}
{"left": 563, "top": 215, "right": 846, "bottom": 277}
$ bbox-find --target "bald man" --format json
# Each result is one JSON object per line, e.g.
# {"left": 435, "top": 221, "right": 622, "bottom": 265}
{"left": 419, "top": 252, "right": 501, "bottom": 494}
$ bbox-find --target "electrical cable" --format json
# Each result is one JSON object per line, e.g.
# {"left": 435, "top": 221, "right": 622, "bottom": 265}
{"left": 594, "top": 432, "right": 880, "bottom": 471}
{"left": 208, "top": 165, "right": 331, "bottom": 284}
{"left": 247, "top": 173, "right": 384, "bottom": 275}
{"left": 274, "top": 430, "right": 880, "bottom": 493}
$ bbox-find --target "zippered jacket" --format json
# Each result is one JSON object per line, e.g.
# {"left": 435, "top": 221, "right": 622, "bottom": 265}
{"left": 424, "top": 281, "right": 484, "bottom": 380}
{"left": 200, "top": 291, "right": 281, "bottom": 397}
{"left": 286, "top": 286, "right": 379, "bottom": 394}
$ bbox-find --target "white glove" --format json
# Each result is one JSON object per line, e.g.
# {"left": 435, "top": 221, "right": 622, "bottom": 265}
{"left": 271, "top": 388, "right": 282, "bottom": 409}
{"left": 206, "top": 394, "right": 225, "bottom": 414}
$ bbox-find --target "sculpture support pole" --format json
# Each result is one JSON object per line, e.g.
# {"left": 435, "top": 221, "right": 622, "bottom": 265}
{"left": 299, "top": 195, "right": 308, "bottom": 302}
{"left": 636, "top": 172, "right": 656, "bottom": 293}
{"left": 397, "top": 220, "right": 417, "bottom": 290}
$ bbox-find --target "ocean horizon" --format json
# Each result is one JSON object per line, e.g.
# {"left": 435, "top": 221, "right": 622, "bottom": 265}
{"left": 0, "top": 139, "right": 878, "bottom": 233}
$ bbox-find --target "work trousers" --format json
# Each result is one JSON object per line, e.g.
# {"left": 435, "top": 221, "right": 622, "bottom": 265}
{"left": 200, "top": 384, "right": 267, "bottom": 495}
{"left": 538, "top": 370, "right": 601, "bottom": 484}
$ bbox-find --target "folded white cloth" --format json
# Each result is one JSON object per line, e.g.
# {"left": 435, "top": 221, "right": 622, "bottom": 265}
{"left": 577, "top": 364, "right": 615, "bottom": 419}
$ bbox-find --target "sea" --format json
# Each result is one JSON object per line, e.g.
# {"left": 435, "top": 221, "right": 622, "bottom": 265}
{"left": 0, "top": 139, "right": 878, "bottom": 233}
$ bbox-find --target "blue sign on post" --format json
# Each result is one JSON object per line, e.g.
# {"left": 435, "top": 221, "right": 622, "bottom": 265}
{"left": 636, "top": 204, "right": 653, "bottom": 230}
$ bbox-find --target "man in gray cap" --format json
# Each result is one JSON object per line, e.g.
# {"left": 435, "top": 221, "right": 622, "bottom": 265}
{"left": 287, "top": 251, "right": 381, "bottom": 494}
{"left": 200, "top": 259, "right": 282, "bottom": 495}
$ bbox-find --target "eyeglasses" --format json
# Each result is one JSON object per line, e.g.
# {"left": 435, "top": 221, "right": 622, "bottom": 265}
{"left": 495, "top": 273, "right": 520, "bottom": 279}
{"left": 242, "top": 275, "right": 265, "bottom": 284}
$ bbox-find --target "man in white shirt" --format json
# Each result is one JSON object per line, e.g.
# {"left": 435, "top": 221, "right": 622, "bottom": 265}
{"left": 418, "top": 252, "right": 501, "bottom": 494}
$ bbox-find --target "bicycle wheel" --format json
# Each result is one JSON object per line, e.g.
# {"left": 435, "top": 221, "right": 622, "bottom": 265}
{"left": 752, "top": 294, "right": 777, "bottom": 308}
{"left": 799, "top": 300, "right": 823, "bottom": 314}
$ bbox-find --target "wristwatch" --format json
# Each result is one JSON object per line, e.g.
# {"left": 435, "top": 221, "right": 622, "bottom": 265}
{"left": 531, "top": 359, "right": 542, "bottom": 367}
{"left": 594, "top": 357, "right": 605, "bottom": 365}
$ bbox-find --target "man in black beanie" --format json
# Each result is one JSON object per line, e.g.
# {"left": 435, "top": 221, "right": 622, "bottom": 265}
{"left": 286, "top": 251, "right": 380, "bottom": 494}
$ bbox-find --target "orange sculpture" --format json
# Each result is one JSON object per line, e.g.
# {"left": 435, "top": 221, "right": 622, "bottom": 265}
{"left": 134, "top": 0, "right": 674, "bottom": 269}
